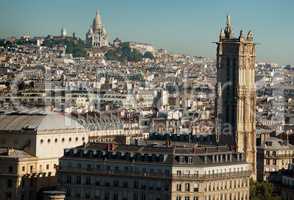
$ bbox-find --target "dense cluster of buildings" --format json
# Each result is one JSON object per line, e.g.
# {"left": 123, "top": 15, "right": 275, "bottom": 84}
{"left": 0, "top": 9, "right": 293, "bottom": 200}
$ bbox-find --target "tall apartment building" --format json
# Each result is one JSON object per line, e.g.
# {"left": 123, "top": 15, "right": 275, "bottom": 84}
{"left": 58, "top": 143, "right": 251, "bottom": 200}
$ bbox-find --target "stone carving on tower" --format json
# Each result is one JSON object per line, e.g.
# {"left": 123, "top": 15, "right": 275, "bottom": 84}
{"left": 86, "top": 10, "right": 109, "bottom": 48}
{"left": 215, "top": 16, "right": 257, "bottom": 179}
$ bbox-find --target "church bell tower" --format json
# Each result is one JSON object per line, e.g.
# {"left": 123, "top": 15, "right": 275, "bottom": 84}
{"left": 215, "top": 16, "right": 256, "bottom": 178}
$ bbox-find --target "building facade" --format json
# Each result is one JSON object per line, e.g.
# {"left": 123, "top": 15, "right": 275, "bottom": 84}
{"left": 58, "top": 143, "right": 251, "bottom": 200}
{"left": 257, "top": 137, "right": 294, "bottom": 181}
{"left": 0, "top": 148, "right": 57, "bottom": 200}
{"left": 86, "top": 10, "right": 108, "bottom": 48}
{"left": 215, "top": 16, "right": 257, "bottom": 178}
{"left": 0, "top": 112, "right": 88, "bottom": 200}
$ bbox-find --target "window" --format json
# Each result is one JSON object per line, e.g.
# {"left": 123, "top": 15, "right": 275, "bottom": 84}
{"left": 273, "top": 159, "right": 277, "bottom": 165}
{"left": 123, "top": 181, "right": 128, "bottom": 188}
{"left": 22, "top": 166, "right": 25, "bottom": 172}
{"left": 185, "top": 183, "right": 190, "bottom": 192}
{"left": 8, "top": 166, "right": 13, "bottom": 173}
{"left": 133, "top": 192, "right": 138, "bottom": 200}
{"left": 113, "top": 180, "right": 119, "bottom": 187}
{"left": 194, "top": 184, "right": 199, "bottom": 192}
{"left": 55, "top": 138, "right": 58, "bottom": 143}
{"left": 133, "top": 180, "right": 139, "bottom": 188}
{"left": 87, "top": 164, "right": 92, "bottom": 171}
{"left": 62, "top": 138, "right": 65, "bottom": 143}
{"left": 66, "top": 175, "right": 72, "bottom": 184}
{"left": 176, "top": 184, "right": 182, "bottom": 191}
{"left": 188, "top": 157, "right": 193, "bottom": 164}
{"left": 69, "top": 137, "right": 72, "bottom": 142}
{"left": 76, "top": 176, "right": 81, "bottom": 184}
{"left": 85, "top": 176, "right": 91, "bottom": 185}
{"left": 82, "top": 137, "right": 85, "bottom": 141}
{"left": 185, "top": 197, "right": 190, "bottom": 200}
{"left": 75, "top": 137, "right": 78, "bottom": 141}
{"left": 46, "top": 164, "right": 49, "bottom": 170}
{"left": 47, "top": 139, "right": 51, "bottom": 143}
{"left": 7, "top": 179, "right": 12, "bottom": 188}
{"left": 30, "top": 166, "right": 33, "bottom": 173}
{"left": 95, "top": 178, "right": 100, "bottom": 186}
{"left": 6, "top": 192, "right": 12, "bottom": 199}
{"left": 40, "top": 139, "right": 43, "bottom": 144}
{"left": 85, "top": 193, "right": 90, "bottom": 199}
{"left": 114, "top": 193, "right": 118, "bottom": 200}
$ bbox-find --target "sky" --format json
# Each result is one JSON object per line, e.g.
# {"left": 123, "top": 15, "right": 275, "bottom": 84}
{"left": 0, "top": 0, "right": 293, "bottom": 65}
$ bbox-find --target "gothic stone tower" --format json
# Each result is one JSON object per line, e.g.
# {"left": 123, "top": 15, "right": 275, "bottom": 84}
{"left": 215, "top": 16, "right": 256, "bottom": 178}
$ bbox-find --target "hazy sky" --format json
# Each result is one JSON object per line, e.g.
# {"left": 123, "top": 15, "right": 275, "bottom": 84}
{"left": 0, "top": 0, "right": 293, "bottom": 65}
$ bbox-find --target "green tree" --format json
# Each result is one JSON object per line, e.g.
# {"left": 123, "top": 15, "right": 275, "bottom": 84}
{"left": 143, "top": 51, "right": 155, "bottom": 60}
{"left": 105, "top": 42, "right": 143, "bottom": 62}
{"left": 43, "top": 37, "right": 87, "bottom": 57}
{"left": 250, "top": 180, "right": 281, "bottom": 200}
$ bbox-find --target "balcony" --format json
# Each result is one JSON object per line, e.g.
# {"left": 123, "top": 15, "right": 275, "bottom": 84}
{"left": 171, "top": 171, "right": 252, "bottom": 181}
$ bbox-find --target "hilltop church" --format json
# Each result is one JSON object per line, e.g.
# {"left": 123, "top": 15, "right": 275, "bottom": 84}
{"left": 86, "top": 10, "right": 109, "bottom": 48}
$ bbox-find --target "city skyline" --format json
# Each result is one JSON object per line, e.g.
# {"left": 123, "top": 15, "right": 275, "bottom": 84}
{"left": 1, "top": 2, "right": 294, "bottom": 200}
{"left": 0, "top": 0, "right": 293, "bottom": 65}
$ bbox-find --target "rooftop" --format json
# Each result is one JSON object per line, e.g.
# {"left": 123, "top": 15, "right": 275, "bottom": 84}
{"left": 0, "top": 111, "right": 84, "bottom": 132}
{"left": 258, "top": 137, "right": 294, "bottom": 150}
{"left": 62, "top": 142, "right": 245, "bottom": 166}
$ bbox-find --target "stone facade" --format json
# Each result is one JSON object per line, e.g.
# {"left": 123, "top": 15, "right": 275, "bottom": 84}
{"left": 215, "top": 16, "right": 257, "bottom": 179}
{"left": 58, "top": 144, "right": 251, "bottom": 200}
{"left": 257, "top": 137, "right": 294, "bottom": 181}
{"left": 86, "top": 10, "right": 108, "bottom": 48}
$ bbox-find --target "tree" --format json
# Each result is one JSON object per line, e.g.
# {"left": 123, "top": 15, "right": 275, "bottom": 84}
{"left": 143, "top": 51, "right": 155, "bottom": 60}
{"left": 42, "top": 37, "right": 87, "bottom": 57}
{"left": 250, "top": 180, "right": 281, "bottom": 200}
{"left": 105, "top": 43, "right": 143, "bottom": 62}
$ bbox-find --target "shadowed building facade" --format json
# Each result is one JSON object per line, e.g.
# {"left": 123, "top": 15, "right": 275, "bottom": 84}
{"left": 215, "top": 16, "right": 257, "bottom": 179}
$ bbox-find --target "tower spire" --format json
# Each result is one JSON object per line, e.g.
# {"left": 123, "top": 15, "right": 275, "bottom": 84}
{"left": 226, "top": 15, "right": 232, "bottom": 29}
{"left": 224, "top": 15, "right": 233, "bottom": 38}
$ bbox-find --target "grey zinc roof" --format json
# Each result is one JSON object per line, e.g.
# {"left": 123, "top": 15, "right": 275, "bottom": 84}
{"left": 258, "top": 137, "right": 294, "bottom": 150}
{"left": 0, "top": 112, "right": 84, "bottom": 131}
